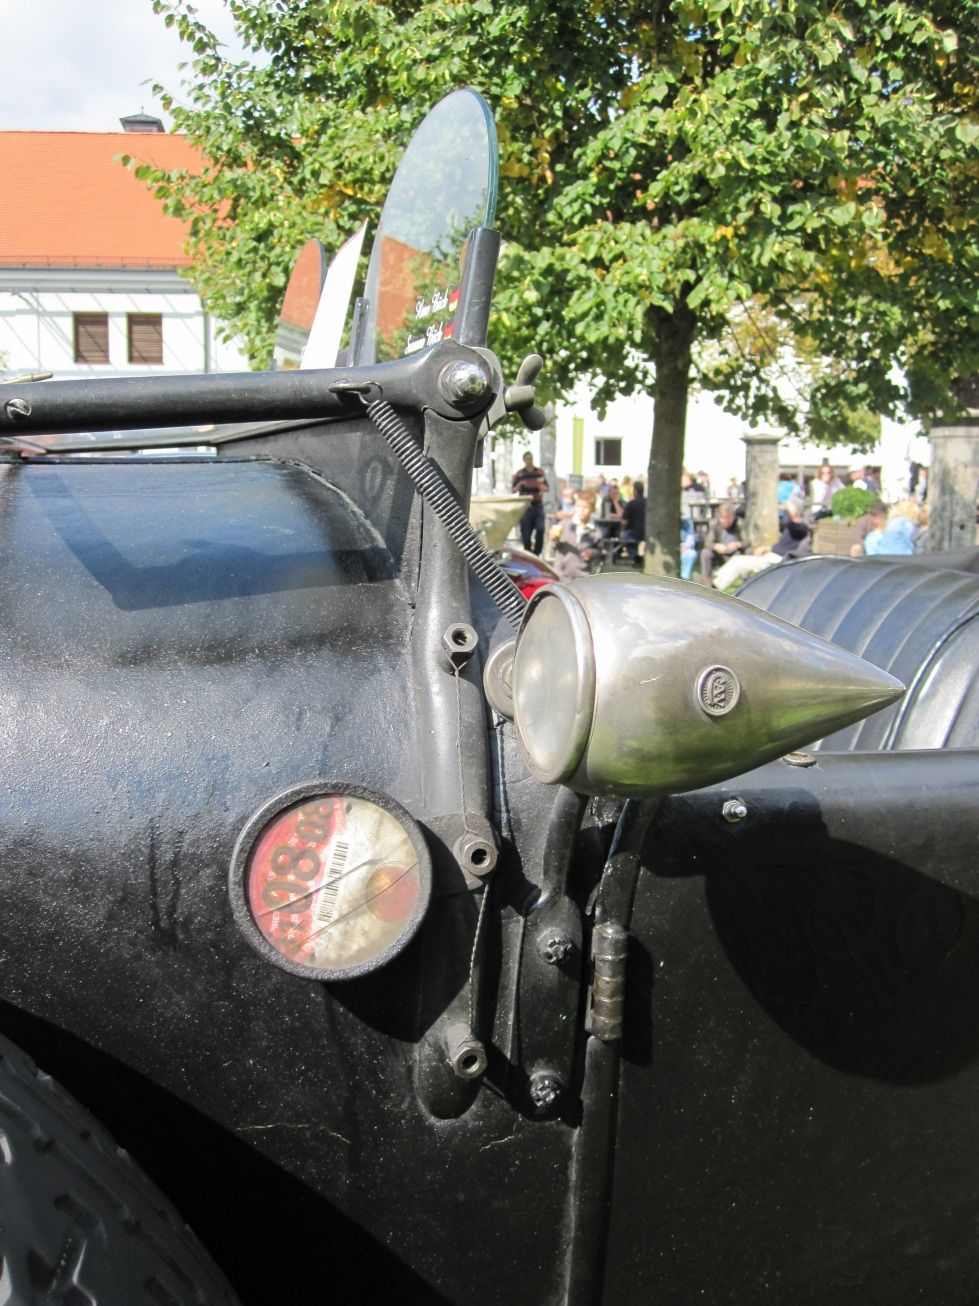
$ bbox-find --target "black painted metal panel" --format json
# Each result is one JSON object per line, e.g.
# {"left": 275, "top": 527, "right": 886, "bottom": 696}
{"left": 608, "top": 751, "right": 979, "bottom": 1304}
{"left": 0, "top": 454, "right": 575, "bottom": 1304}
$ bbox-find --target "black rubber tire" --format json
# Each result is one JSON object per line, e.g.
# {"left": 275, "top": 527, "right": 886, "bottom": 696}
{"left": 0, "top": 1033, "right": 239, "bottom": 1305}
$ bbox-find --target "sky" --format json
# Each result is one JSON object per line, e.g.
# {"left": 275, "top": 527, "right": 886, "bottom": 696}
{"left": 1, "top": 0, "right": 246, "bottom": 132}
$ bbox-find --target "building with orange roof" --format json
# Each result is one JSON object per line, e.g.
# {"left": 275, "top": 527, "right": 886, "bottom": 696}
{"left": 0, "top": 118, "right": 246, "bottom": 379}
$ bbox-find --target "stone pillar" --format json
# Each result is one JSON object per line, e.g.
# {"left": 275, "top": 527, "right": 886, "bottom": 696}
{"left": 927, "top": 420, "right": 979, "bottom": 551}
{"left": 538, "top": 403, "right": 558, "bottom": 514}
{"left": 742, "top": 432, "right": 781, "bottom": 552}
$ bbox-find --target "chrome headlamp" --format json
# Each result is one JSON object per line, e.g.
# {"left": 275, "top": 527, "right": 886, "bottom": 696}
{"left": 509, "top": 574, "right": 903, "bottom": 798}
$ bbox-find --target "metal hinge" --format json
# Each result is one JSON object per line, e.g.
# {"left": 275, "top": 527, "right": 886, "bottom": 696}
{"left": 585, "top": 920, "right": 629, "bottom": 1042}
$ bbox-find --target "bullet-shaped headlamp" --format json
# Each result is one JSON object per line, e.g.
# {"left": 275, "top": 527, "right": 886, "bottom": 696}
{"left": 510, "top": 574, "right": 904, "bottom": 798}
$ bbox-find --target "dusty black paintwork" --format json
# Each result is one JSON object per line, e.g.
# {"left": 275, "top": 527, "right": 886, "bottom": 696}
{"left": 0, "top": 113, "right": 977, "bottom": 1304}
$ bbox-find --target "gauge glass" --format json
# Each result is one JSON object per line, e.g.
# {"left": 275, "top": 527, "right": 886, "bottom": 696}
{"left": 241, "top": 791, "right": 429, "bottom": 979}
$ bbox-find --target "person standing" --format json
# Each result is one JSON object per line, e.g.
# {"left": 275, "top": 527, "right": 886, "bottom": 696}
{"left": 512, "top": 450, "right": 549, "bottom": 555}
{"left": 680, "top": 516, "right": 698, "bottom": 580}
{"left": 620, "top": 480, "right": 646, "bottom": 564}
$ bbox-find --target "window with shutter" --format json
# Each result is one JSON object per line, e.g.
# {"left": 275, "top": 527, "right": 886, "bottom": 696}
{"left": 73, "top": 313, "right": 109, "bottom": 365}
{"left": 127, "top": 314, "right": 164, "bottom": 365}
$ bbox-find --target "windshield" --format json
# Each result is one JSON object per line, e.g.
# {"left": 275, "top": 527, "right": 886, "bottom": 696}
{"left": 360, "top": 89, "right": 498, "bottom": 364}
{"left": 14, "top": 88, "right": 499, "bottom": 455}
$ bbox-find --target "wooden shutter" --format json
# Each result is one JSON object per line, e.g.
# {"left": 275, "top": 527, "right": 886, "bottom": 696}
{"left": 128, "top": 314, "right": 163, "bottom": 365}
{"left": 73, "top": 313, "right": 109, "bottom": 364}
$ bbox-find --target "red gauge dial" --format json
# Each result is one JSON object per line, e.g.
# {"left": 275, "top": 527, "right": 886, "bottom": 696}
{"left": 230, "top": 786, "right": 432, "bottom": 981}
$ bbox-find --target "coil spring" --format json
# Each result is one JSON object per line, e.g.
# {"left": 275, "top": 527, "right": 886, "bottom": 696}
{"left": 366, "top": 398, "right": 527, "bottom": 631}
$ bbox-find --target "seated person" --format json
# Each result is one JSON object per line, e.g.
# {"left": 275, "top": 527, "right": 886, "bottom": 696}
{"left": 713, "top": 501, "right": 811, "bottom": 591}
{"left": 863, "top": 500, "right": 923, "bottom": 556}
{"left": 701, "top": 501, "right": 743, "bottom": 584}
{"left": 602, "top": 480, "right": 625, "bottom": 523}
{"left": 848, "top": 501, "right": 888, "bottom": 556}
{"left": 550, "top": 491, "right": 603, "bottom": 580}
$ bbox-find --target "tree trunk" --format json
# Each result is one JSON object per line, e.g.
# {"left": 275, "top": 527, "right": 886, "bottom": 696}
{"left": 645, "top": 305, "right": 695, "bottom": 576}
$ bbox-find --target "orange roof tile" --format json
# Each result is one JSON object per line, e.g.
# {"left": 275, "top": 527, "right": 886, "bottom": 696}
{"left": 0, "top": 132, "right": 201, "bottom": 269}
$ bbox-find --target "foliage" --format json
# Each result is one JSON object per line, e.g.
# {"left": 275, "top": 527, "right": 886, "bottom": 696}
{"left": 829, "top": 486, "right": 879, "bottom": 521}
{"left": 141, "top": 0, "right": 979, "bottom": 571}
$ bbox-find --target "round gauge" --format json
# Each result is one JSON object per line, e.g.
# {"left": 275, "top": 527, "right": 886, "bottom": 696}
{"left": 230, "top": 784, "right": 432, "bottom": 981}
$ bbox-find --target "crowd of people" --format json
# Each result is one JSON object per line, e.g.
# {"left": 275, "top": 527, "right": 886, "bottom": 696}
{"left": 509, "top": 453, "right": 929, "bottom": 588}
{"left": 511, "top": 455, "right": 648, "bottom": 579}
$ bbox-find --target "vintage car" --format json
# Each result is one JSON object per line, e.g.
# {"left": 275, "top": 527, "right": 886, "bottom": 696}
{"left": 0, "top": 90, "right": 974, "bottom": 1306}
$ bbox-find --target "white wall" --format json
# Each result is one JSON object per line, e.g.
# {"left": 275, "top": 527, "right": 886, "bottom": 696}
{"left": 551, "top": 382, "right": 746, "bottom": 491}
{"left": 532, "top": 379, "right": 927, "bottom": 502}
{"left": 0, "top": 272, "right": 248, "bottom": 379}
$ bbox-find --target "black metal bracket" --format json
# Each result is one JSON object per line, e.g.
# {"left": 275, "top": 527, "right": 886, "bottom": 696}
{"left": 513, "top": 789, "right": 589, "bottom": 1118}
{"left": 0, "top": 341, "right": 497, "bottom": 439}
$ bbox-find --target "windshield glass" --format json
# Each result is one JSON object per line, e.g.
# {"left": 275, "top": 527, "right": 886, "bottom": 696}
{"left": 360, "top": 89, "right": 498, "bottom": 364}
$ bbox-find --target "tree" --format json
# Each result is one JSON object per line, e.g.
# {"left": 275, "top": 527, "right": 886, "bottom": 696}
{"left": 143, "top": 0, "right": 979, "bottom": 572}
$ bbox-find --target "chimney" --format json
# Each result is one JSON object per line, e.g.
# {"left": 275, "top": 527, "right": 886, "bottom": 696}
{"left": 120, "top": 112, "right": 165, "bottom": 133}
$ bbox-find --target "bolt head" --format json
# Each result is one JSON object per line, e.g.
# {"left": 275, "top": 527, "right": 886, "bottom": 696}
{"left": 538, "top": 931, "right": 573, "bottom": 965}
{"left": 722, "top": 798, "right": 748, "bottom": 823}
{"left": 528, "top": 1071, "right": 563, "bottom": 1111}
{"left": 439, "top": 359, "right": 489, "bottom": 406}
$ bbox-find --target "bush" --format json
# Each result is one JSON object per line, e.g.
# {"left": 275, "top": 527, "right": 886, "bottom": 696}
{"left": 829, "top": 486, "right": 878, "bottom": 521}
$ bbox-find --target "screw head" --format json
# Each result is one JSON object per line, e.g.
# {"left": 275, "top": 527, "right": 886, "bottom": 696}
{"left": 4, "top": 397, "right": 31, "bottom": 420}
{"left": 538, "top": 931, "right": 573, "bottom": 965}
{"left": 528, "top": 1070, "right": 563, "bottom": 1111}
{"left": 722, "top": 798, "right": 748, "bottom": 823}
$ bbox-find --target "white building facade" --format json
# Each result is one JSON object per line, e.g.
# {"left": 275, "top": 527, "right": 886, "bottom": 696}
{"left": 0, "top": 124, "right": 247, "bottom": 388}
{"left": 0, "top": 269, "right": 245, "bottom": 381}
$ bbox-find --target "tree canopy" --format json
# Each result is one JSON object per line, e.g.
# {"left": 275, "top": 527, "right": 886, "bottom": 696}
{"left": 143, "top": 0, "right": 979, "bottom": 571}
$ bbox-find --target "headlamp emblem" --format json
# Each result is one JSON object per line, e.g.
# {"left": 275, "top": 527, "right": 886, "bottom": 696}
{"left": 695, "top": 665, "right": 741, "bottom": 717}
